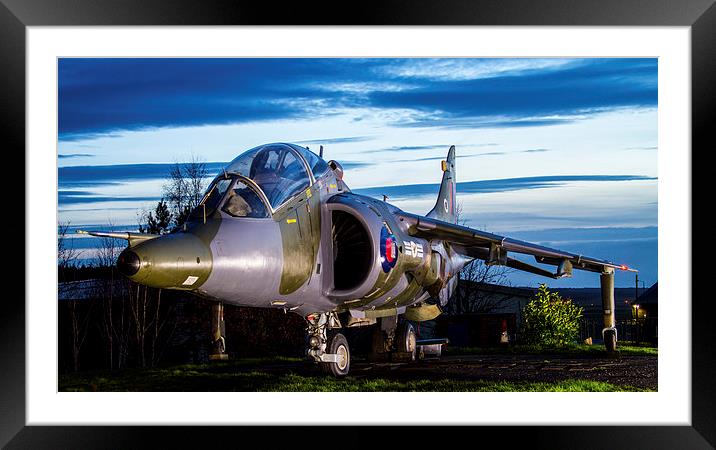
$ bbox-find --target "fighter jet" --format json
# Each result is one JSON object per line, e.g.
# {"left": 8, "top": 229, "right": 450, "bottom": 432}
{"left": 80, "top": 143, "right": 635, "bottom": 376}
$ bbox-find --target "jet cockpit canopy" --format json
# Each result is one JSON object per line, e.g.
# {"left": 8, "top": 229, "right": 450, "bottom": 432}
{"left": 224, "top": 143, "right": 328, "bottom": 210}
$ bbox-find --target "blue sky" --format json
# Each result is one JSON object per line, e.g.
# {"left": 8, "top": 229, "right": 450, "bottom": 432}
{"left": 58, "top": 58, "right": 657, "bottom": 288}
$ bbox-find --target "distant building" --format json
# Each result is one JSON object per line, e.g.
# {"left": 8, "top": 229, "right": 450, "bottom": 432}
{"left": 425, "top": 281, "right": 534, "bottom": 347}
{"left": 627, "top": 282, "right": 658, "bottom": 344}
{"left": 632, "top": 282, "right": 658, "bottom": 319}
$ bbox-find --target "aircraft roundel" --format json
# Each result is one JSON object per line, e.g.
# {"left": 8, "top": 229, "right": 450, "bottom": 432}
{"left": 380, "top": 226, "right": 398, "bottom": 273}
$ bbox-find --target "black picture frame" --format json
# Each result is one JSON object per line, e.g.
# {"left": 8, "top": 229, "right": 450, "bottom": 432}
{"left": 4, "top": 0, "right": 713, "bottom": 447}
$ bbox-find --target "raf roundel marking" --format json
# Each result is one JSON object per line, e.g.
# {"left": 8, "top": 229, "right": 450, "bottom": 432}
{"left": 380, "top": 226, "right": 398, "bottom": 272}
{"left": 443, "top": 198, "right": 449, "bottom": 213}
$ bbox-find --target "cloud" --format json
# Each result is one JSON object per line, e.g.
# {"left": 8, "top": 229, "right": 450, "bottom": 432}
{"left": 58, "top": 162, "right": 228, "bottom": 187}
{"left": 338, "top": 161, "right": 374, "bottom": 170}
{"left": 364, "top": 143, "right": 498, "bottom": 154}
{"left": 369, "top": 59, "right": 657, "bottom": 128}
{"left": 354, "top": 175, "right": 656, "bottom": 199}
{"left": 59, "top": 58, "right": 657, "bottom": 140}
{"left": 393, "top": 152, "right": 507, "bottom": 163}
{"left": 59, "top": 191, "right": 159, "bottom": 205}
{"left": 58, "top": 153, "right": 95, "bottom": 159}
{"left": 372, "top": 148, "right": 548, "bottom": 163}
{"left": 379, "top": 58, "right": 576, "bottom": 81}
{"left": 293, "top": 136, "right": 375, "bottom": 145}
{"left": 520, "top": 148, "right": 550, "bottom": 153}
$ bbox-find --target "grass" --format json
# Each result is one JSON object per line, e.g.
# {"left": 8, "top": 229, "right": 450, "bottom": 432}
{"left": 59, "top": 352, "right": 655, "bottom": 392}
{"left": 444, "top": 343, "right": 658, "bottom": 357}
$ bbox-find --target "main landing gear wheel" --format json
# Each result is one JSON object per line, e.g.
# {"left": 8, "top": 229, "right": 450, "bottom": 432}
{"left": 321, "top": 332, "right": 350, "bottom": 377}
{"left": 396, "top": 322, "right": 417, "bottom": 361}
{"left": 604, "top": 329, "right": 617, "bottom": 352}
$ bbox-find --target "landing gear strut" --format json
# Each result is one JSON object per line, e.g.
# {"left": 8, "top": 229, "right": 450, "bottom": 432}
{"left": 210, "top": 302, "right": 228, "bottom": 360}
{"left": 306, "top": 312, "right": 350, "bottom": 377}
{"left": 372, "top": 317, "right": 417, "bottom": 362}
{"left": 600, "top": 268, "right": 618, "bottom": 352}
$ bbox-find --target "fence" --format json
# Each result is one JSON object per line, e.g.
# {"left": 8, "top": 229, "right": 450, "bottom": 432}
{"left": 579, "top": 317, "right": 658, "bottom": 345}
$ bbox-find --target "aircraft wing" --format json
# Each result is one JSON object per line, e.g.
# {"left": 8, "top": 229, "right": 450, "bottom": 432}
{"left": 396, "top": 212, "right": 636, "bottom": 279}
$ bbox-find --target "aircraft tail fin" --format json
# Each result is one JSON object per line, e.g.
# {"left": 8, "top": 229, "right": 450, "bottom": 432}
{"left": 427, "top": 145, "right": 457, "bottom": 223}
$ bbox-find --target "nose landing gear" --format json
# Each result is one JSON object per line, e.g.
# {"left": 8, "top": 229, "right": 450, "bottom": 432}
{"left": 321, "top": 332, "right": 350, "bottom": 377}
{"left": 306, "top": 312, "right": 350, "bottom": 377}
{"left": 209, "top": 302, "right": 228, "bottom": 361}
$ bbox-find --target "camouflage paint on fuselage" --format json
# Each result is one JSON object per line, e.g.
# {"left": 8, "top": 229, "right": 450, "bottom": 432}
{"left": 113, "top": 143, "right": 467, "bottom": 319}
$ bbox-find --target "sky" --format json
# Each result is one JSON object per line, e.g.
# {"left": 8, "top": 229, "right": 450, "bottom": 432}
{"left": 57, "top": 58, "right": 657, "bottom": 288}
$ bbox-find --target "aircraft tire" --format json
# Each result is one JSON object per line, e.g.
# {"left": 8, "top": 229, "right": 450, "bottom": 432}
{"left": 604, "top": 329, "right": 617, "bottom": 352}
{"left": 396, "top": 322, "right": 417, "bottom": 361}
{"left": 321, "top": 332, "right": 351, "bottom": 377}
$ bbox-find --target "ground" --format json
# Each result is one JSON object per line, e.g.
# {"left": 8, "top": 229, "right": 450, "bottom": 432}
{"left": 59, "top": 344, "right": 657, "bottom": 392}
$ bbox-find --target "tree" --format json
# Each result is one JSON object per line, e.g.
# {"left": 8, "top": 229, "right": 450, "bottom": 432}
{"left": 449, "top": 201, "right": 515, "bottom": 314}
{"left": 521, "top": 284, "right": 583, "bottom": 347}
{"left": 162, "top": 156, "right": 208, "bottom": 229}
{"left": 58, "top": 221, "right": 91, "bottom": 371}
{"left": 58, "top": 221, "right": 82, "bottom": 269}
{"left": 139, "top": 198, "right": 172, "bottom": 234}
{"left": 451, "top": 260, "right": 515, "bottom": 314}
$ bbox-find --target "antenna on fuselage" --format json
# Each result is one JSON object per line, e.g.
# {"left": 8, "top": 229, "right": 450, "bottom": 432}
{"left": 319, "top": 145, "right": 324, "bottom": 158}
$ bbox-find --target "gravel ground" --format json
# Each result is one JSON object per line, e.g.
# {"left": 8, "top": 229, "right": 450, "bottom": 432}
{"left": 345, "top": 353, "right": 657, "bottom": 390}
{"left": 228, "top": 352, "right": 658, "bottom": 390}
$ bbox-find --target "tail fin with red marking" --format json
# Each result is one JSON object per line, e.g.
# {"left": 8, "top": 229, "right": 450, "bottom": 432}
{"left": 427, "top": 145, "right": 457, "bottom": 224}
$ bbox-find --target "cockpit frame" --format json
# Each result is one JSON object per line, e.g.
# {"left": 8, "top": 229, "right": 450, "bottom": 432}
{"left": 196, "top": 143, "right": 329, "bottom": 220}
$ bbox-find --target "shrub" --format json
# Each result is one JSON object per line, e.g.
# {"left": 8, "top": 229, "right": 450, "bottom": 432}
{"left": 522, "top": 284, "right": 583, "bottom": 347}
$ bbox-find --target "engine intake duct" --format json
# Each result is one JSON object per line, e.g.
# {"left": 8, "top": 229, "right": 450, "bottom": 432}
{"left": 332, "top": 210, "right": 372, "bottom": 291}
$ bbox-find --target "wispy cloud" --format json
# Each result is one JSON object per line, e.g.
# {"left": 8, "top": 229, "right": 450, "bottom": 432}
{"left": 58, "top": 153, "right": 95, "bottom": 159}
{"left": 59, "top": 58, "right": 657, "bottom": 140}
{"left": 58, "top": 162, "right": 228, "bottom": 187}
{"left": 59, "top": 191, "right": 159, "bottom": 205}
{"left": 354, "top": 175, "right": 656, "bottom": 199}
{"left": 393, "top": 152, "right": 507, "bottom": 163}
{"left": 338, "top": 161, "right": 374, "bottom": 170}
{"left": 521, "top": 148, "right": 550, "bottom": 153}
{"left": 364, "top": 143, "right": 498, "bottom": 154}
{"left": 379, "top": 58, "right": 576, "bottom": 81}
{"left": 293, "top": 136, "right": 375, "bottom": 145}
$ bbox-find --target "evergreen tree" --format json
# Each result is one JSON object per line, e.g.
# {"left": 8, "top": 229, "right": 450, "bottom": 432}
{"left": 140, "top": 198, "right": 173, "bottom": 234}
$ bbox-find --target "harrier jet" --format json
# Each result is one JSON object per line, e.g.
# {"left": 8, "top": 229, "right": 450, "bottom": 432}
{"left": 80, "top": 143, "right": 635, "bottom": 376}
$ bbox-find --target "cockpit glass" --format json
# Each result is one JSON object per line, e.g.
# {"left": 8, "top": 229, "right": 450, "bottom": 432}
{"left": 298, "top": 146, "right": 330, "bottom": 178}
{"left": 225, "top": 143, "right": 311, "bottom": 209}
{"left": 221, "top": 179, "right": 270, "bottom": 218}
{"left": 200, "top": 178, "right": 231, "bottom": 216}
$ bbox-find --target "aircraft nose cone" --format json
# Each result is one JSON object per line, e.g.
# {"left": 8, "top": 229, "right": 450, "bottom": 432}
{"left": 116, "top": 233, "right": 213, "bottom": 289}
{"left": 117, "top": 249, "right": 141, "bottom": 276}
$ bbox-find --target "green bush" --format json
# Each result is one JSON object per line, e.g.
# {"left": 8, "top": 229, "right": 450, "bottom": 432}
{"left": 522, "top": 284, "right": 583, "bottom": 347}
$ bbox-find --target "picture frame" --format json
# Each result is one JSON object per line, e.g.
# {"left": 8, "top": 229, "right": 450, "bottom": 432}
{"left": 4, "top": 0, "right": 713, "bottom": 447}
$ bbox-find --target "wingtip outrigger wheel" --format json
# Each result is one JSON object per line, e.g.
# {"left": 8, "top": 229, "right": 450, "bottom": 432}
{"left": 602, "top": 327, "right": 618, "bottom": 353}
{"left": 600, "top": 268, "right": 618, "bottom": 353}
